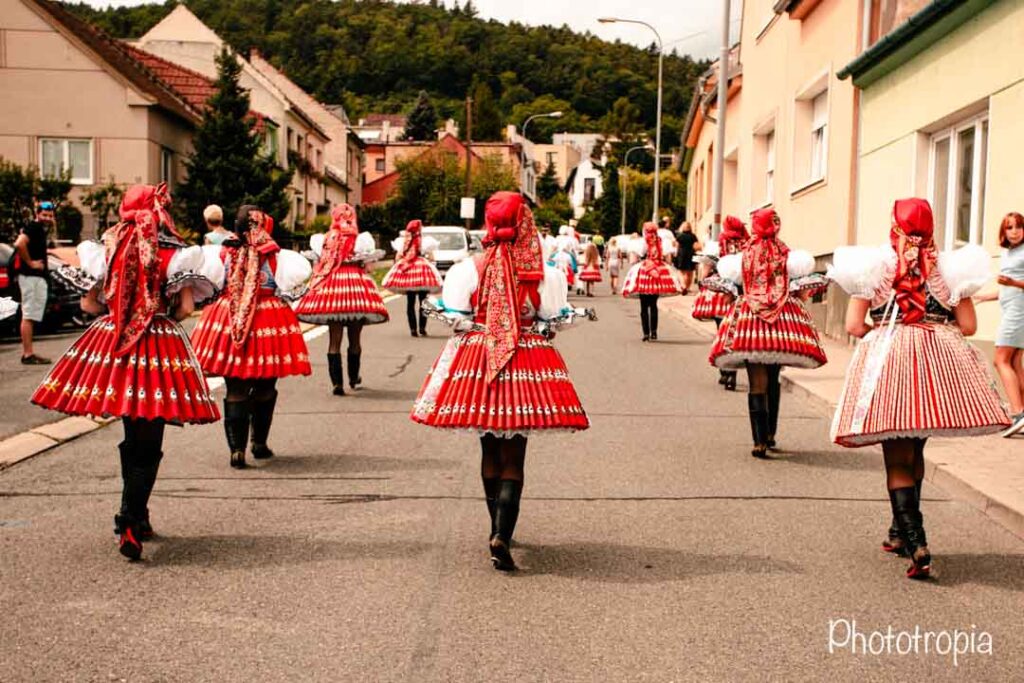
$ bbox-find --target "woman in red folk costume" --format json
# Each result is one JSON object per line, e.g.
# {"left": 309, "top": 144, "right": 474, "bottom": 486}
{"left": 622, "top": 222, "right": 682, "bottom": 341}
{"left": 191, "top": 205, "right": 312, "bottom": 469}
{"left": 829, "top": 199, "right": 1008, "bottom": 580}
{"left": 693, "top": 215, "right": 749, "bottom": 390}
{"left": 382, "top": 219, "right": 442, "bottom": 337}
{"left": 295, "top": 203, "right": 388, "bottom": 395}
{"left": 412, "top": 192, "right": 591, "bottom": 571}
{"left": 578, "top": 241, "right": 602, "bottom": 297}
{"left": 709, "top": 208, "right": 827, "bottom": 457}
{"left": 31, "top": 184, "right": 219, "bottom": 561}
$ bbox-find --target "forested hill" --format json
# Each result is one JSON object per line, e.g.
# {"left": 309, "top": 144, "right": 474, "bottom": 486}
{"left": 64, "top": 0, "right": 705, "bottom": 145}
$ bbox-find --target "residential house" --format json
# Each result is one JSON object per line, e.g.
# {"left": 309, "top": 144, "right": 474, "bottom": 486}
{"left": 0, "top": 0, "right": 204, "bottom": 236}
{"left": 565, "top": 157, "right": 604, "bottom": 220}
{"left": 839, "top": 0, "right": 1021, "bottom": 351}
{"left": 681, "top": 0, "right": 862, "bottom": 336}
{"left": 134, "top": 4, "right": 334, "bottom": 227}
{"left": 249, "top": 51, "right": 365, "bottom": 208}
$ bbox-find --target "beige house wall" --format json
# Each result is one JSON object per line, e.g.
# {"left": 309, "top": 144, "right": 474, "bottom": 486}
{"left": 855, "top": 0, "right": 1024, "bottom": 345}
{"left": 532, "top": 142, "right": 581, "bottom": 187}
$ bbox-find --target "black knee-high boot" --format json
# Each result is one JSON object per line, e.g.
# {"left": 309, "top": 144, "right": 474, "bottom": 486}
{"left": 347, "top": 350, "right": 362, "bottom": 389}
{"left": 490, "top": 480, "right": 522, "bottom": 571}
{"left": 748, "top": 393, "right": 770, "bottom": 458}
{"left": 406, "top": 294, "right": 419, "bottom": 336}
{"left": 482, "top": 477, "right": 500, "bottom": 538}
{"left": 883, "top": 479, "right": 923, "bottom": 556}
{"left": 224, "top": 400, "right": 250, "bottom": 469}
{"left": 117, "top": 444, "right": 157, "bottom": 560}
{"left": 327, "top": 353, "right": 345, "bottom": 396}
{"left": 250, "top": 390, "right": 278, "bottom": 459}
{"left": 138, "top": 450, "right": 163, "bottom": 539}
{"left": 766, "top": 371, "right": 781, "bottom": 448}
{"left": 115, "top": 441, "right": 134, "bottom": 535}
{"left": 418, "top": 293, "right": 428, "bottom": 336}
{"left": 640, "top": 301, "right": 651, "bottom": 340}
{"left": 890, "top": 486, "right": 931, "bottom": 579}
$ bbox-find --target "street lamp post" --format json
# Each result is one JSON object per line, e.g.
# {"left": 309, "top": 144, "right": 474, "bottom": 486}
{"left": 710, "top": 0, "right": 732, "bottom": 240}
{"left": 620, "top": 144, "right": 654, "bottom": 235}
{"left": 520, "top": 111, "right": 563, "bottom": 199}
{"left": 599, "top": 17, "right": 663, "bottom": 222}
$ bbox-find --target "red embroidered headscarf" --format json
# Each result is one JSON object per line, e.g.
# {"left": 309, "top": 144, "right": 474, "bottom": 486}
{"left": 395, "top": 219, "right": 423, "bottom": 273}
{"left": 640, "top": 222, "right": 664, "bottom": 274}
{"left": 102, "top": 185, "right": 170, "bottom": 355}
{"left": 720, "top": 215, "right": 749, "bottom": 255}
{"left": 225, "top": 204, "right": 279, "bottom": 346}
{"left": 890, "top": 198, "right": 937, "bottom": 324}
{"left": 310, "top": 203, "right": 358, "bottom": 291}
{"left": 479, "top": 191, "right": 529, "bottom": 383}
{"left": 743, "top": 208, "right": 790, "bottom": 323}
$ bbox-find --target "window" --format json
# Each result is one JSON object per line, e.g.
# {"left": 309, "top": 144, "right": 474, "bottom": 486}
{"left": 375, "top": 158, "right": 385, "bottom": 172}
{"left": 809, "top": 92, "right": 828, "bottom": 181}
{"left": 765, "top": 130, "right": 776, "bottom": 203}
{"left": 160, "top": 149, "right": 173, "bottom": 186}
{"left": 261, "top": 122, "right": 279, "bottom": 162}
{"left": 584, "top": 178, "right": 596, "bottom": 204}
{"left": 929, "top": 114, "right": 988, "bottom": 249}
{"left": 40, "top": 138, "right": 92, "bottom": 184}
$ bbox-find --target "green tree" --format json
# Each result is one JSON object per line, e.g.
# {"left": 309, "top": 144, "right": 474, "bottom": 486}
{"left": 536, "top": 160, "right": 560, "bottom": 201}
{"left": 0, "top": 158, "right": 75, "bottom": 243}
{"left": 82, "top": 177, "right": 125, "bottom": 231}
{"left": 591, "top": 162, "right": 622, "bottom": 237}
{"left": 403, "top": 90, "right": 439, "bottom": 141}
{"left": 177, "top": 48, "right": 293, "bottom": 235}
{"left": 471, "top": 81, "right": 504, "bottom": 142}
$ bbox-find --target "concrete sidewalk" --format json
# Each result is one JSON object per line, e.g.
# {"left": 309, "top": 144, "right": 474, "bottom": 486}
{"left": 664, "top": 294, "right": 1024, "bottom": 540}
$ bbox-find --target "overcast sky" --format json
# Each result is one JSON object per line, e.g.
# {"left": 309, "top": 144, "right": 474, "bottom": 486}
{"left": 80, "top": 0, "right": 742, "bottom": 59}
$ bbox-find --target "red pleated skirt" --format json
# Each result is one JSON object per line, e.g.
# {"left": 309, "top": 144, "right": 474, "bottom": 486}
{"left": 622, "top": 262, "right": 680, "bottom": 298}
{"left": 31, "top": 314, "right": 219, "bottom": 424}
{"left": 411, "top": 331, "right": 589, "bottom": 435}
{"left": 191, "top": 292, "right": 311, "bottom": 379}
{"left": 831, "top": 324, "right": 1009, "bottom": 447}
{"left": 381, "top": 258, "right": 443, "bottom": 293}
{"left": 294, "top": 264, "right": 390, "bottom": 324}
{"left": 709, "top": 297, "right": 827, "bottom": 370}
{"left": 692, "top": 288, "right": 733, "bottom": 320}
{"left": 578, "top": 265, "right": 602, "bottom": 283}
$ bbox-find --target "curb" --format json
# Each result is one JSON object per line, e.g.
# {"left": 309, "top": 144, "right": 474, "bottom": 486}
{"left": 667, "top": 298, "right": 1024, "bottom": 541}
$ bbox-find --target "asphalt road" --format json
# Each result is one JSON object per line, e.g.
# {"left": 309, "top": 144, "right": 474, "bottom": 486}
{"left": 1, "top": 290, "right": 1022, "bottom": 681}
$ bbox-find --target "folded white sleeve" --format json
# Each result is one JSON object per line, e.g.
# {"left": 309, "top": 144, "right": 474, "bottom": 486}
{"left": 167, "top": 245, "right": 204, "bottom": 277}
{"left": 275, "top": 249, "right": 313, "bottom": 294}
{"left": 391, "top": 236, "right": 405, "bottom": 253}
{"left": 421, "top": 236, "right": 439, "bottom": 255}
{"left": 716, "top": 253, "right": 743, "bottom": 284}
{"left": 826, "top": 245, "right": 895, "bottom": 300}
{"left": 309, "top": 233, "right": 326, "bottom": 258}
{"left": 77, "top": 240, "right": 107, "bottom": 281}
{"left": 539, "top": 265, "right": 570, "bottom": 321}
{"left": 658, "top": 228, "right": 677, "bottom": 256}
{"left": 355, "top": 232, "right": 376, "bottom": 255}
{"left": 200, "top": 245, "right": 227, "bottom": 289}
{"left": 627, "top": 237, "right": 648, "bottom": 258}
{"left": 938, "top": 243, "right": 992, "bottom": 306}
{"left": 702, "top": 240, "right": 720, "bottom": 259}
{"left": 786, "top": 249, "right": 815, "bottom": 279}
{"left": 439, "top": 257, "right": 478, "bottom": 316}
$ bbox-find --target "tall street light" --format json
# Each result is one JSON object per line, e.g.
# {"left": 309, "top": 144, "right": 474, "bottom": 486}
{"left": 520, "top": 110, "right": 564, "bottom": 199}
{"left": 710, "top": 0, "right": 732, "bottom": 239}
{"left": 599, "top": 17, "right": 663, "bottom": 222}
{"left": 620, "top": 144, "right": 654, "bottom": 235}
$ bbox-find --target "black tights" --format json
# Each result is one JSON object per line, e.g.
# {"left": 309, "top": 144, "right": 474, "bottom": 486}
{"left": 640, "top": 295, "right": 659, "bottom": 337}
{"left": 225, "top": 377, "right": 278, "bottom": 404}
{"left": 406, "top": 292, "right": 427, "bottom": 332}
{"left": 480, "top": 434, "right": 527, "bottom": 542}
{"left": 328, "top": 321, "right": 363, "bottom": 355}
{"left": 119, "top": 418, "right": 166, "bottom": 523}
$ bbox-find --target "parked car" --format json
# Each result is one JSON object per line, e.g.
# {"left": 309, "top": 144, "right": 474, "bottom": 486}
{"left": 468, "top": 229, "right": 486, "bottom": 253}
{"left": 421, "top": 226, "right": 470, "bottom": 273}
{"left": 0, "top": 243, "right": 84, "bottom": 335}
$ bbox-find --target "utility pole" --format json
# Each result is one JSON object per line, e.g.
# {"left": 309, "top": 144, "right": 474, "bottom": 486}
{"left": 464, "top": 96, "right": 473, "bottom": 230}
{"left": 711, "top": 0, "right": 731, "bottom": 239}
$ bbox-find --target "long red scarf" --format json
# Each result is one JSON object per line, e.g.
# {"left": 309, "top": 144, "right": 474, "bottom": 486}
{"left": 310, "top": 203, "right": 358, "bottom": 292}
{"left": 720, "top": 215, "right": 749, "bottom": 255}
{"left": 103, "top": 185, "right": 165, "bottom": 355}
{"left": 743, "top": 208, "right": 790, "bottom": 323}
{"left": 395, "top": 219, "right": 423, "bottom": 274}
{"left": 890, "top": 198, "right": 937, "bottom": 324}
{"left": 225, "top": 214, "right": 279, "bottom": 347}
{"left": 640, "top": 222, "right": 663, "bottom": 275}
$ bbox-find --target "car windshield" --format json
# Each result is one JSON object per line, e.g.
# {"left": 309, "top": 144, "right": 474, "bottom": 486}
{"left": 429, "top": 232, "right": 467, "bottom": 251}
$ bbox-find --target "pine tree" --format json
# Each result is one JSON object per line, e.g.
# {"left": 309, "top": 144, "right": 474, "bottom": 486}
{"left": 536, "top": 160, "right": 560, "bottom": 201}
{"left": 177, "top": 48, "right": 293, "bottom": 234}
{"left": 595, "top": 162, "right": 622, "bottom": 236}
{"left": 471, "top": 81, "right": 504, "bottom": 142}
{"left": 403, "top": 90, "right": 438, "bottom": 141}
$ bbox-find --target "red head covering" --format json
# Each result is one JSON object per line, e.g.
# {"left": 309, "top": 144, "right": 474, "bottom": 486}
{"left": 309, "top": 203, "right": 358, "bottom": 291}
{"left": 742, "top": 208, "right": 790, "bottom": 323}
{"left": 103, "top": 185, "right": 166, "bottom": 355}
{"left": 225, "top": 207, "right": 279, "bottom": 346}
{"left": 890, "top": 198, "right": 937, "bottom": 324}
{"left": 640, "top": 222, "right": 664, "bottom": 276}
{"left": 479, "top": 191, "right": 528, "bottom": 382}
{"left": 720, "top": 215, "right": 749, "bottom": 255}
{"left": 396, "top": 219, "right": 423, "bottom": 273}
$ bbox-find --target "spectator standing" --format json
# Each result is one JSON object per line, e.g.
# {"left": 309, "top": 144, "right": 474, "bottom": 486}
{"left": 674, "top": 221, "right": 700, "bottom": 294}
{"left": 14, "top": 202, "right": 53, "bottom": 364}
{"left": 202, "top": 204, "right": 230, "bottom": 245}
{"left": 976, "top": 212, "right": 1024, "bottom": 435}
